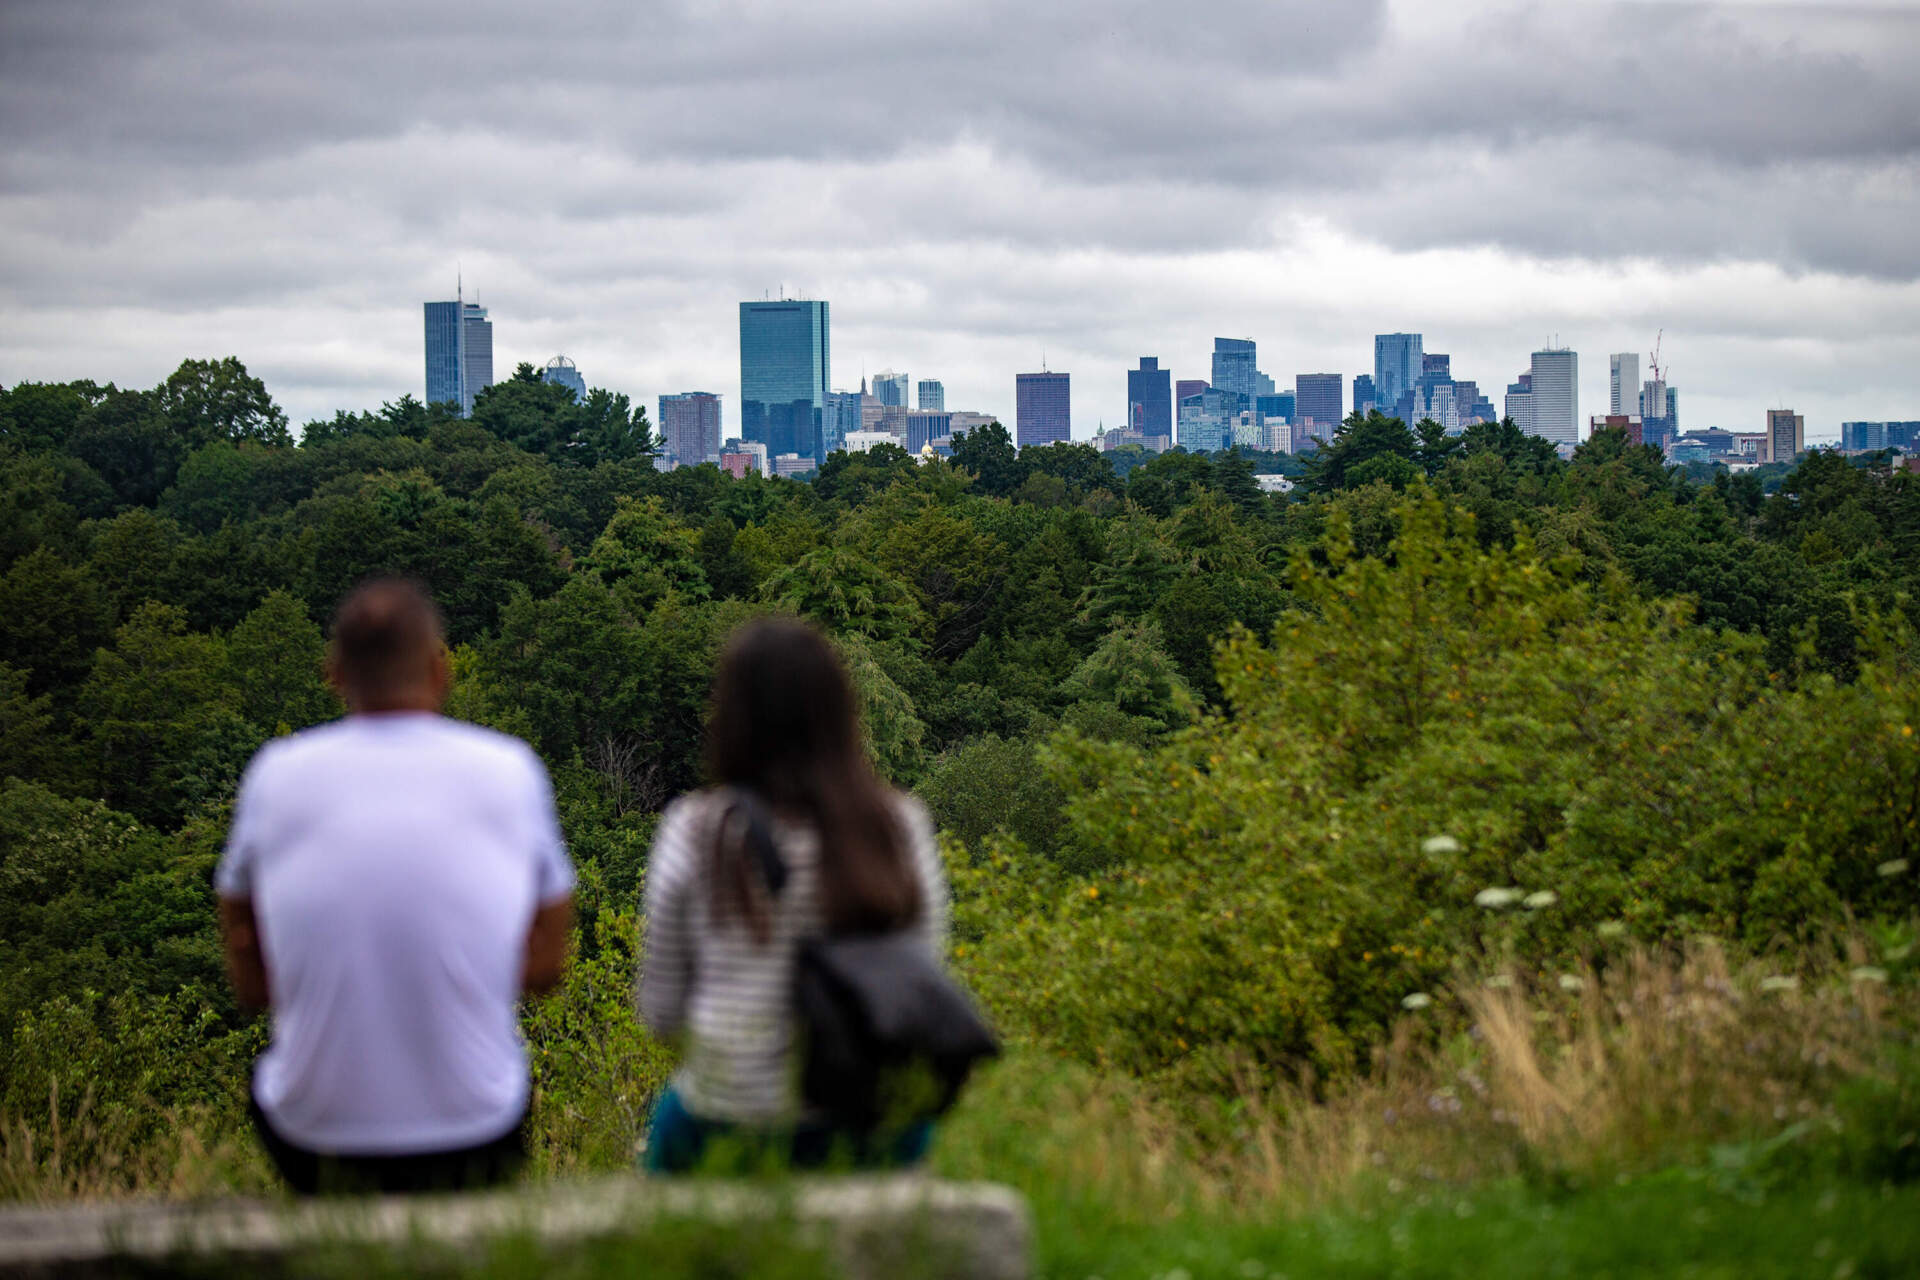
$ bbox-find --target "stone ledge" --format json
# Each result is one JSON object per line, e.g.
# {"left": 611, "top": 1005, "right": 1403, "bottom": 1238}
{"left": 0, "top": 1175, "right": 1031, "bottom": 1279}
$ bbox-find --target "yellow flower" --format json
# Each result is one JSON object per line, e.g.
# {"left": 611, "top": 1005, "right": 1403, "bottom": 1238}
{"left": 1087, "top": 886, "right": 1100, "bottom": 900}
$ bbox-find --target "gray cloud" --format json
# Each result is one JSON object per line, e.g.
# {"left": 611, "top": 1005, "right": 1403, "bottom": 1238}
{"left": 1, "top": 1, "right": 1917, "bottom": 437}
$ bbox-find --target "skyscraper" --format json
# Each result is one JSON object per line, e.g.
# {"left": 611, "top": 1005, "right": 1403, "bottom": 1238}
{"left": 1523, "top": 349, "right": 1578, "bottom": 447}
{"left": 873, "top": 370, "right": 910, "bottom": 408}
{"left": 917, "top": 379, "right": 945, "bottom": 411}
{"left": 659, "top": 392, "right": 722, "bottom": 467}
{"left": 1294, "top": 373, "right": 1343, "bottom": 436}
{"left": 424, "top": 295, "right": 493, "bottom": 417}
{"left": 1765, "top": 409, "right": 1804, "bottom": 464}
{"left": 739, "top": 300, "right": 831, "bottom": 460}
{"left": 1505, "top": 374, "right": 1534, "bottom": 435}
{"left": 1015, "top": 371, "right": 1071, "bottom": 447}
{"left": 826, "top": 390, "right": 864, "bottom": 456}
{"left": 1609, "top": 353, "right": 1639, "bottom": 417}
{"left": 1212, "top": 338, "right": 1257, "bottom": 408}
{"left": 1128, "top": 357, "right": 1172, "bottom": 437}
{"left": 1374, "top": 333, "right": 1423, "bottom": 418}
{"left": 1352, "top": 374, "right": 1377, "bottom": 416}
{"left": 1175, "top": 378, "right": 1208, "bottom": 404}
{"left": 542, "top": 355, "right": 586, "bottom": 402}
{"left": 1178, "top": 387, "right": 1235, "bottom": 453}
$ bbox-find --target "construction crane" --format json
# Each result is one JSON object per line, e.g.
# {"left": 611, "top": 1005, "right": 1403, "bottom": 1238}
{"left": 1648, "top": 330, "right": 1666, "bottom": 385}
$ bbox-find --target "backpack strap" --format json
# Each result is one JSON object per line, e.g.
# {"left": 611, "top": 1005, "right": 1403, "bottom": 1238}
{"left": 718, "top": 786, "right": 788, "bottom": 898}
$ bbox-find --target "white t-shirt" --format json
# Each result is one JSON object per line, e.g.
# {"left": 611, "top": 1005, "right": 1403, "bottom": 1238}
{"left": 216, "top": 713, "right": 573, "bottom": 1155}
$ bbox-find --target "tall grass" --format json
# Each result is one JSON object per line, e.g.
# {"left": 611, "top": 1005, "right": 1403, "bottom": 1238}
{"left": 934, "top": 938, "right": 1919, "bottom": 1220}
{"left": 3, "top": 939, "right": 1913, "bottom": 1234}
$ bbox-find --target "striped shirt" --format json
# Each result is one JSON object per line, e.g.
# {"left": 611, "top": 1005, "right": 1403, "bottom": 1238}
{"left": 637, "top": 789, "right": 948, "bottom": 1124}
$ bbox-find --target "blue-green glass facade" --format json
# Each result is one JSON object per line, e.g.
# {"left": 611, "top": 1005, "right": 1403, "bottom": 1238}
{"left": 739, "top": 301, "right": 830, "bottom": 460}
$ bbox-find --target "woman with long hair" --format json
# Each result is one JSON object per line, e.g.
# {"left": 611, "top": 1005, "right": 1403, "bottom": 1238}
{"left": 636, "top": 616, "right": 948, "bottom": 1172}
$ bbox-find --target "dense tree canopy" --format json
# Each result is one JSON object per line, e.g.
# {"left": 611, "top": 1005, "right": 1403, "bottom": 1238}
{"left": 1, "top": 358, "right": 1917, "bottom": 1190}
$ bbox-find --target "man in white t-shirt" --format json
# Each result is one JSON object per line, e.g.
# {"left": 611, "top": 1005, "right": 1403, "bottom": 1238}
{"left": 216, "top": 579, "right": 574, "bottom": 1194}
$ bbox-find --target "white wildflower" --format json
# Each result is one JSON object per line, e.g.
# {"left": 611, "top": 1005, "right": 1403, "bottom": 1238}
{"left": 1877, "top": 859, "right": 1909, "bottom": 878}
{"left": 1401, "top": 992, "right": 1433, "bottom": 1010}
{"left": 1850, "top": 967, "right": 1889, "bottom": 985}
{"left": 1596, "top": 921, "right": 1629, "bottom": 940}
{"left": 1557, "top": 973, "right": 1586, "bottom": 992}
{"left": 1422, "top": 835, "right": 1462, "bottom": 856}
{"left": 1475, "top": 887, "right": 1522, "bottom": 909}
{"left": 1523, "top": 891, "right": 1558, "bottom": 910}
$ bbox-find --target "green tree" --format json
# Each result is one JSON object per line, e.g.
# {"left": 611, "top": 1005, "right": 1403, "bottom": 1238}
{"left": 950, "top": 421, "right": 1025, "bottom": 497}
{"left": 226, "top": 590, "right": 333, "bottom": 734}
{"left": 0, "top": 548, "right": 111, "bottom": 695}
{"left": 76, "top": 602, "right": 246, "bottom": 826}
{"left": 157, "top": 357, "right": 291, "bottom": 449}
{"left": 66, "top": 388, "right": 184, "bottom": 508}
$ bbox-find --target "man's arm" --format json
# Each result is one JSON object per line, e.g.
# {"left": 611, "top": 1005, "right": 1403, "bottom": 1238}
{"left": 523, "top": 896, "right": 573, "bottom": 996}
{"left": 218, "top": 896, "right": 271, "bottom": 1010}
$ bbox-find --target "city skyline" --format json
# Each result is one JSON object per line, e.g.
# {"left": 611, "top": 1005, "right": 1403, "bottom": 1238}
{"left": 3, "top": 3, "right": 1917, "bottom": 443}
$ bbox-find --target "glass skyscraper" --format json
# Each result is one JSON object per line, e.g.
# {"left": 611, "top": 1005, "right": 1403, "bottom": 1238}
{"left": 1015, "top": 371, "right": 1071, "bottom": 447}
{"left": 542, "top": 355, "right": 586, "bottom": 402}
{"left": 739, "top": 300, "right": 831, "bottom": 460}
{"left": 1128, "top": 357, "right": 1172, "bottom": 437}
{"left": 1212, "top": 338, "right": 1257, "bottom": 408}
{"left": 1373, "top": 333, "right": 1423, "bottom": 421}
{"left": 872, "top": 370, "right": 910, "bottom": 407}
{"left": 1294, "top": 373, "right": 1343, "bottom": 434}
{"left": 424, "top": 298, "right": 493, "bottom": 417}
{"left": 917, "top": 379, "right": 945, "bottom": 411}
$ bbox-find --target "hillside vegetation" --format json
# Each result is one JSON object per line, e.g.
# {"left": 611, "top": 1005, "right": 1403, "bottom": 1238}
{"left": 3, "top": 361, "right": 1917, "bottom": 1273}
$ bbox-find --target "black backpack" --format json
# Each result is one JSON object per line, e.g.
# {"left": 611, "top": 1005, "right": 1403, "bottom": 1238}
{"left": 722, "top": 791, "right": 999, "bottom": 1132}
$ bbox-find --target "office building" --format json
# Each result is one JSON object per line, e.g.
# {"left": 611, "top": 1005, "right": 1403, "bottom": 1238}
{"left": 718, "top": 439, "right": 768, "bottom": 479}
{"left": 1505, "top": 373, "right": 1533, "bottom": 434}
{"left": 1514, "top": 349, "right": 1577, "bottom": 447}
{"left": 1374, "top": 333, "right": 1423, "bottom": 418}
{"left": 424, "top": 295, "right": 493, "bottom": 417}
{"left": 1609, "top": 353, "right": 1639, "bottom": 417}
{"left": 1352, "top": 374, "right": 1377, "bottom": 417}
{"left": 1256, "top": 391, "right": 1295, "bottom": 424}
{"left": 825, "top": 390, "right": 867, "bottom": 456}
{"left": 1178, "top": 387, "right": 1236, "bottom": 454}
{"left": 873, "top": 370, "right": 910, "bottom": 408}
{"left": 906, "top": 410, "right": 952, "bottom": 453}
{"left": 1015, "top": 371, "right": 1071, "bottom": 447}
{"left": 1453, "top": 380, "right": 1495, "bottom": 425}
{"left": 1294, "top": 373, "right": 1343, "bottom": 437}
{"left": 659, "top": 391, "right": 722, "bottom": 467}
{"left": 1176, "top": 378, "right": 1209, "bottom": 404}
{"left": 1212, "top": 338, "right": 1257, "bottom": 408}
{"left": 1591, "top": 414, "right": 1644, "bottom": 446}
{"left": 917, "top": 379, "right": 945, "bottom": 411}
{"left": 1764, "top": 409, "right": 1804, "bottom": 464}
{"left": 945, "top": 411, "right": 994, "bottom": 440}
{"left": 739, "top": 300, "right": 831, "bottom": 460}
{"left": 541, "top": 355, "right": 586, "bottom": 402}
{"left": 1865, "top": 421, "right": 1917, "bottom": 451}
{"left": 1128, "top": 357, "right": 1173, "bottom": 438}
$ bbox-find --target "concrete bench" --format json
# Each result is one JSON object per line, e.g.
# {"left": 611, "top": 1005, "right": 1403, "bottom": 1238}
{"left": 0, "top": 1175, "right": 1031, "bottom": 1279}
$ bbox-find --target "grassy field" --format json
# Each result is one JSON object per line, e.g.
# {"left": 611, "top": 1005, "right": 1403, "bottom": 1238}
{"left": 11, "top": 943, "right": 1918, "bottom": 1277}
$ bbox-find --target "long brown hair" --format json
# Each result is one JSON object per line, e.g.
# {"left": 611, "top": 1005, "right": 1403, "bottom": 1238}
{"left": 705, "top": 616, "right": 919, "bottom": 938}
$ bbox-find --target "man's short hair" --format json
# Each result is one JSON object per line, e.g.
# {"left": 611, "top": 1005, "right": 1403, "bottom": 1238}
{"left": 329, "top": 579, "right": 445, "bottom": 698}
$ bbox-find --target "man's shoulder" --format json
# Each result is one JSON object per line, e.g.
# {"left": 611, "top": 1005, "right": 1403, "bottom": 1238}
{"left": 250, "top": 716, "right": 544, "bottom": 779}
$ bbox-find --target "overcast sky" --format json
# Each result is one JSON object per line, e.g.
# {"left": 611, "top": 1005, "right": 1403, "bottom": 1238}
{"left": 3, "top": 0, "right": 1917, "bottom": 443}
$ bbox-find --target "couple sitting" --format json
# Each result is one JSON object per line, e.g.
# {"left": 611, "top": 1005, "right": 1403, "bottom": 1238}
{"left": 219, "top": 579, "right": 948, "bottom": 1194}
